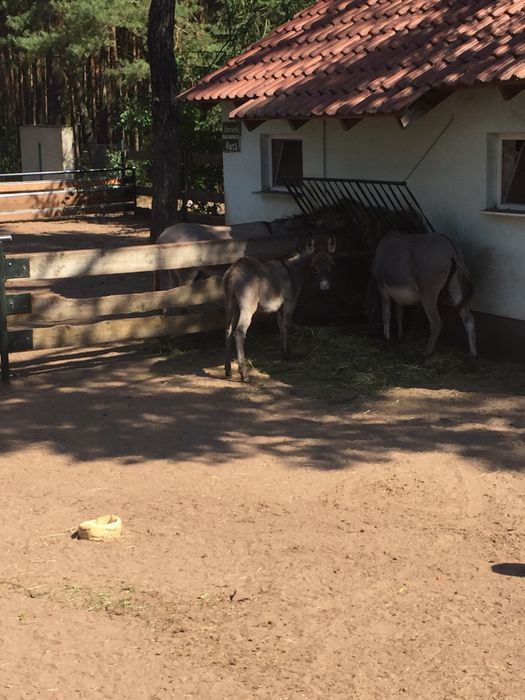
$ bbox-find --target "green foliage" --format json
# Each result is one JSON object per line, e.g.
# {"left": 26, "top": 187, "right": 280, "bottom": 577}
{"left": 174, "top": 0, "right": 312, "bottom": 194}
{"left": 209, "top": 0, "right": 312, "bottom": 58}
{"left": 6, "top": 0, "right": 113, "bottom": 64}
{"left": 117, "top": 58, "right": 150, "bottom": 88}
{"left": 3, "top": 0, "right": 150, "bottom": 88}
{"left": 0, "top": 126, "right": 20, "bottom": 173}
{"left": 172, "top": 0, "right": 312, "bottom": 87}
{"left": 119, "top": 98, "right": 152, "bottom": 135}
{"left": 175, "top": 0, "right": 221, "bottom": 89}
{"left": 1, "top": 0, "right": 312, "bottom": 189}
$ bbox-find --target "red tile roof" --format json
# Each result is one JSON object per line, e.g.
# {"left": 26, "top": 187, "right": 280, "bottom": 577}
{"left": 179, "top": 0, "right": 525, "bottom": 119}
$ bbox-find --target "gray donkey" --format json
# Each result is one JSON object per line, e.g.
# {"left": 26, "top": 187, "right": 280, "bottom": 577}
{"left": 371, "top": 230, "right": 477, "bottom": 357}
{"left": 156, "top": 217, "right": 319, "bottom": 289}
{"left": 224, "top": 234, "right": 336, "bottom": 382}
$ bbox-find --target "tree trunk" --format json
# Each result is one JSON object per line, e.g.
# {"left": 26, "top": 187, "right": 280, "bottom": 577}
{"left": 46, "top": 55, "right": 64, "bottom": 125}
{"left": 147, "top": 0, "right": 180, "bottom": 242}
{"left": 68, "top": 70, "right": 95, "bottom": 147}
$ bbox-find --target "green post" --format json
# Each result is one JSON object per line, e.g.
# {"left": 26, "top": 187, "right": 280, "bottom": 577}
{"left": 0, "top": 235, "right": 12, "bottom": 382}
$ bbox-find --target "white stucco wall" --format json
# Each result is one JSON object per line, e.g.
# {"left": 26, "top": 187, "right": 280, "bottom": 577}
{"left": 222, "top": 87, "right": 525, "bottom": 322}
{"left": 20, "top": 125, "right": 75, "bottom": 176}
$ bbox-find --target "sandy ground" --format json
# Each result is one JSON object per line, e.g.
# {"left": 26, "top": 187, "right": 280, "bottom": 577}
{"left": 0, "top": 218, "right": 524, "bottom": 699}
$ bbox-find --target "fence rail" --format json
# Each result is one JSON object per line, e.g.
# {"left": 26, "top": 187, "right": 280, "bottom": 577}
{"left": 0, "top": 167, "right": 136, "bottom": 222}
{"left": 0, "top": 232, "right": 304, "bottom": 382}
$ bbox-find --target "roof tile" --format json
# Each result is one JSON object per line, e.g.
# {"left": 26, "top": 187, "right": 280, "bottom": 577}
{"left": 180, "top": 0, "right": 525, "bottom": 119}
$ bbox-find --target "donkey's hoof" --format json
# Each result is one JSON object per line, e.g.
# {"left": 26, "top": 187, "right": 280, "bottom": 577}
{"left": 241, "top": 375, "right": 250, "bottom": 383}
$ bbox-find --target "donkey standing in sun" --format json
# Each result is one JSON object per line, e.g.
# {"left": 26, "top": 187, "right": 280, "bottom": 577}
{"left": 371, "top": 230, "right": 478, "bottom": 357}
{"left": 224, "top": 234, "right": 336, "bottom": 382}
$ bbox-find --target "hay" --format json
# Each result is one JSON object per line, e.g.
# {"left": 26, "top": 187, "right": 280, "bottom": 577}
{"left": 248, "top": 324, "right": 525, "bottom": 400}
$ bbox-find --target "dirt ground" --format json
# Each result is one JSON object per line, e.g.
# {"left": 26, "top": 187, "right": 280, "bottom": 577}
{"left": 0, "top": 218, "right": 524, "bottom": 699}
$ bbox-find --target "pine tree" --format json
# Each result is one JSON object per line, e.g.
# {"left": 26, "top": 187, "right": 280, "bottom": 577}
{"left": 147, "top": 0, "right": 179, "bottom": 239}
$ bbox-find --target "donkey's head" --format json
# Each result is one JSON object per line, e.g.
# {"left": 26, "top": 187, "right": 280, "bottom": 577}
{"left": 305, "top": 234, "right": 337, "bottom": 290}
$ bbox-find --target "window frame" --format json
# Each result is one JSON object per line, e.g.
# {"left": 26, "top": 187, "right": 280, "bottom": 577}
{"left": 260, "top": 134, "right": 303, "bottom": 193}
{"left": 492, "top": 132, "right": 525, "bottom": 212}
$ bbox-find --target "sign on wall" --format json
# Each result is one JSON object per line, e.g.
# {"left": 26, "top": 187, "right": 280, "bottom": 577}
{"left": 222, "top": 121, "right": 241, "bottom": 153}
{"left": 222, "top": 121, "right": 242, "bottom": 136}
{"left": 223, "top": 138, "right": 241, "bottom": 153}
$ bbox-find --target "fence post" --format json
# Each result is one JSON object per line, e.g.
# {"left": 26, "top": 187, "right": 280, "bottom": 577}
{"left": 0, "top": 235, "right": 12, "bottom": 382}
{"left": 131, "top": 166, "right": 137, "bottom": 215}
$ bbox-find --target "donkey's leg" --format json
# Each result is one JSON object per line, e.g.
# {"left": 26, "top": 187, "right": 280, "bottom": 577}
{"left": 420, "top": 294, "right": 442, "bottom": 356}
{"left": 225, "top": 298, "right": 241, "bottom": 378}
{"left": 153, "top": 270, "right": 161, "bottom": 292}
{"left": 224, "top": 299, "right": 239, "bottom": 378}
{"left": 278, "top": 305, "right": 294, "bottom": 360}
{"left": 235, "top": 303, "right": 257, "bottom": 382}
{"left": 163, "top": 269, "right": 200, "bottom": 315}
{"left": 155, "top": 269, "right": 170, "bottom": 291}
{"left": 447, "top": 266, "right": 477, "bottom": 355}
{"left": 225, "top": 307, "right": 233, "bottom": 377}
{"left": 380, "top": 291, "right": 391, "bottom": 341}
{"left": 459, "top": 305, "right": 478, "bottom": 357}
{"left": 277, "top": 307, "right": 284, "bottom": 351}
{"left": 175, "top": 268, "right": 199, "bottom": 287}
{"left": 225, "top": 338, "right": 232, "bottom": 377}
{"left": 396, "top": 304, "right": 404, "bottom": 340}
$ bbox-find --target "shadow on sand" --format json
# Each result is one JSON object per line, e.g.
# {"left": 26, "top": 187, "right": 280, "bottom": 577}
{"left": 491, "top": 563, "right": 525, "bottom": 578}
{"left": 2, "top": 322, "right": 524, "bottom": 473}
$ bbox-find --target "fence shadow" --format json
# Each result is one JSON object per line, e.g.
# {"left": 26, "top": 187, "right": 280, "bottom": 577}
{"left": 3, "top": 324, "right": 524, "bottom": 474}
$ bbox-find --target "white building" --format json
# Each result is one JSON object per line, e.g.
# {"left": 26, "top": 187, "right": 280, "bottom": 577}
{"left": 180, "top": 0, "right": 525, "bottom": 349}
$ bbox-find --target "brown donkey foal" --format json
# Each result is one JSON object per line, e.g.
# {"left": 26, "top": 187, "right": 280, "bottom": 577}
{"left": 224, "top": 235, "right": 336, "bottom": 382}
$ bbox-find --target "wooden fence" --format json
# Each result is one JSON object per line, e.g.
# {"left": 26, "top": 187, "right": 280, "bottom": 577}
{"left": 0, "top": 168, "right": 136, "bottom": 223}
{"left": 0, "top": 232, "right": 303, "bottom": 382}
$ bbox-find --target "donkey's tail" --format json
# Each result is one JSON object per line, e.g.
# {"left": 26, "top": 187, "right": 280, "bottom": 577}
{"left": 223, "top": 269, "right": 241, "bottom": 336}
{"left": 223, "top": 269, "right": 235, "bottom": 331}
{"left": 448, "top": 244, "right": 473, "bottom": 309}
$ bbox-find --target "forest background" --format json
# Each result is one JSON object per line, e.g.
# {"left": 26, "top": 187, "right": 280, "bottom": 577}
{"left": 0, "top": 0, "right": 310, "bottom": 192}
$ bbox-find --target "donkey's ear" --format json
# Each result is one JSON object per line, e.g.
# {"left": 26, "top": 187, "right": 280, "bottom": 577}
{"left": 306, "top": 235, "right": 315, "bottom": 254}
{"left": 327, "top": 235, "right": 336, "bottom": 254}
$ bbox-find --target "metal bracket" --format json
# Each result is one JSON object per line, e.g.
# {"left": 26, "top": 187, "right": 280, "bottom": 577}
{"left": 5, "top": 258, "right": 30, "bottom": 279}
{"left": 6, "top": 293, "right": 32, "bottom": 315}
{"left": 8, "top": 329, "right": 34, "bottom": 353}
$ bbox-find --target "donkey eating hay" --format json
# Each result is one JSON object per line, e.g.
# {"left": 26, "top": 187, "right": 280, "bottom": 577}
{"left": 224, "top": 234, "right": 336, "bottom": 382}
{"left": 371, "top": 230, "right": 478, "bottom": 357}
{"left": 155, "top": 216, "right": 328, "bottom": 289}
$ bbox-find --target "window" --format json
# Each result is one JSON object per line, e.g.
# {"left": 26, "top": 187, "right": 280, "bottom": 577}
{"left": 487, "top": 134, "right": 525, "bottom": 213}
{"left": 261, "top": 136, "right": 303, "bottom": 191}
{"left": 501, "top": 139, "right": 525, "bottom": 206}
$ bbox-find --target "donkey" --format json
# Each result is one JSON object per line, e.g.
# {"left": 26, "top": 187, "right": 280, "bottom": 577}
{"left": 224, "top": 234, "right": 336, "bottom": 382}
{"left": 156, "top": 217, "right": 316, "bottom": 289}
{"left": 371, "top": 230, "right": 477, "bottom": 357}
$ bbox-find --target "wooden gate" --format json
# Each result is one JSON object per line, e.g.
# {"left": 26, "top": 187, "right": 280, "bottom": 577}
{"left": 0, "top": 233, "right": 303, "bottom": 382}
